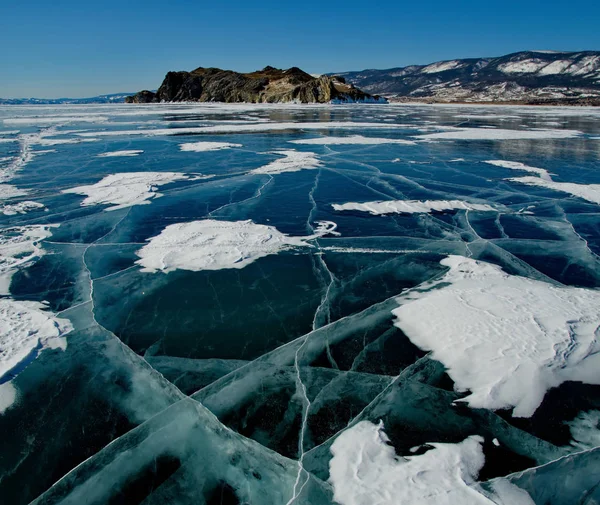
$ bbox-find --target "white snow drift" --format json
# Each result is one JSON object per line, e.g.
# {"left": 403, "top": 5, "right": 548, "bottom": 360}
{"left": 250, "top": 150, "right": 322, "bottom": 175}
{"left": 135, "top": 219, "right": 338, "bottom": 273}
{"left": 0, "top": 300, "right": 73, "bottom": 413}
{"left": 97, "top": 150, "right": 144, "bottom": 157}
{"left": 392, "top": 256, "right": 600, "bottom": 417}
{"left": 332, "top": 200, "right": 495, "bottom": 215}
{"left": 62, "top": 172, "right": 207, "bottom": 211}
{"left": 484, "top": 160, "right": 553, "bottom": 181}
{"left": 0, "top": 225, "right": 55, "bottom": 295}
{"left": 179, "top": 141, "right": 242, "bottom": 152}
{"left": 415, "top": 127, "right": 581, "bottom": 141}
{"left": 289, "top": 135, "right": 416, "bottom": 146}
{"left": 329, "top": 420, "right": 491, "bottom": 505}
{"left": 508, "top": 176, "right": 600, "bottom": 205}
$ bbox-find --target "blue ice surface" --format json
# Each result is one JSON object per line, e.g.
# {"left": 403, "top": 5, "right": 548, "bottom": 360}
{"left": 1, "top": 103, "right": 600, "bottom": 505}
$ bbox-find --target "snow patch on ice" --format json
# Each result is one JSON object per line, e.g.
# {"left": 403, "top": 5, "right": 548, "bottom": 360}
{"left": 250, "top": 150, "right": 322, "bottom": 175}
{"left": 567, "top": 411, "right": 600, "bottom": 450}
{"left": 508, "top": 177, "right": 600, "bottom": 205}
{"left": 0, "top": 299, "right": 73, "bottom": 409}
{"left": 0, "top": 184, "right": 28, "bottom": 201}
{"left": 415, "top": 127, "right": 581, "bottom": 141}
{"left": 332, "top": 199, "right": 495, "bottom": 215}
{"left": 484, "top": 160, "right": 553, "bottom": 181}
{"left": 135, "top": 219, "right": 338, "bottom": 273}
{"left": 0, "top": 225, "right": 55, "bottom": 295}
{"left": 289, "top": 135, "right": 416, "bottom": 145}
{"left": 1, "top": 201, "right": 46, "bottom": 216}
{"left": 62, "top": 172, "right": 201, "bottom": 211}
{"left": 392, "top": 256, "right": 600, "bottom": 417}
{"left": 179, "top": 141, "right": 242, "bottom": 152}
{"left": 97, "top": 150, "right": 144, "bottom": 157}
{"left": 329, "top": 420, "right": 489, "bottom": 505}
{"left": 0, "top": 382, "right": 17, "bottom": 414}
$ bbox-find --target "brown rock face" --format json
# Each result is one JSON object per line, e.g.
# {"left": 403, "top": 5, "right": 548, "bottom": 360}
{"left": 126, "top": 66, "right": 386, "bottom": 104}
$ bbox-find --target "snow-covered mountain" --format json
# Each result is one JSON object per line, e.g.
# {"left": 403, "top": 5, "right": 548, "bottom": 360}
{"left": 333, "top": 51, "right": 600, "bottom": 104}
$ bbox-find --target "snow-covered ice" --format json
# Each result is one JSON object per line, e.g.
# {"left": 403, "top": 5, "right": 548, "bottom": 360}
{"left": 332, "top": 200, "right": 496, "bottom": 215}
{"left": 415, "top": 127, "right": 581, "bottom": 141}
{"left": 1, "top": 201, "right": 46, "bottom": 216}
{"left": 329, "top": 420, "right": 490, "bottom": 505}
{"left": 484, "top": 160, "right": 553, "bottom": 181}
{"left": 289, "top": 135, "right": 416, "bottom": 145}
{"left": 97, "top": 150, "right": 144, "bottom": 157}
{"left": 0, "top": 225, "right": 55, "bottom": 295}
{"left": 62, "top": 172, "right": 199, "bottom": 211}
{"left": 508, "top": 176, "right": 600, "bottom": 205}
{"left": 135, "top": 219, "right": 338, "bottom": 273}
{"left": 0, "top": 298, "right": 73, "bottom": 390}
{"left": 250, "top": 149, "right": 322, "bottom": 174}
{"left": 179, "top": 141, "right": 242, "bottom": 152}
{"left": 392, "top": 256, "right": 600, "bottom": 417}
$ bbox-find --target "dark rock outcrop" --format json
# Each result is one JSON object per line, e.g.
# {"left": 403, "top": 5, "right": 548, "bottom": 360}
{"left": 126, "top": 66, "right": 386, "bottom": 104}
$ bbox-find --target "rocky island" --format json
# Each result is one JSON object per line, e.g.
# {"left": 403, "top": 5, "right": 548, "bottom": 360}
{"left": 126, "top": 66, "right": 386, "bottom": 104}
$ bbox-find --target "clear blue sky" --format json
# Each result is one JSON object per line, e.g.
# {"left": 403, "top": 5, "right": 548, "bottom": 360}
{"left": 1, "top": 0, "right": 599, "bottom": 98}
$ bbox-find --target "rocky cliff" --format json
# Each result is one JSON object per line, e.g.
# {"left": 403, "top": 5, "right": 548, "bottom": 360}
{"left": 333, "top": 51, "right": 600, "bottom": 105}
{"left": 126, "top": 66, "right": 386, "bottom": 104}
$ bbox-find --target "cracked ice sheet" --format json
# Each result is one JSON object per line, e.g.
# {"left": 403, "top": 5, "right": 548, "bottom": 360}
{"left": 0, "top": 299, "right": 72, "bottom": 411}
{"left": 289, "top": 135, "right": 416, "bottom": 145}
{"left": 250, "top": 149, "right": 322, "bottom": 174}
{"left": 332, "top": 200, "right": 496, "bottom": 215}
{"left": 392, "top": 256, "right": 600, "bottom": 417}
{"left": 62, "top": 171, "right": 210, "bottom": 211}
{"left": 135, "top": 219, "right": 338, "bottom": 273}
{"left": 179, "top": 141, "right": 242, "bottom": 152}
{"left": 483, "top": 160, "right": 553, "bottom": 181}
{"left": 415, "top": 127, "right": 582, "bottom": 141}
{"left": 329, "top": 420, "right": 492, "bottom": 505}
{"left": 508, "top": 176, "right": 600, "bottom": 205}
{"left": 75, "top": 121, "right": 412, "bottom": 137}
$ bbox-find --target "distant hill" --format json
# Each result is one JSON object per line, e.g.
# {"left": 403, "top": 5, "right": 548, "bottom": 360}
{"left": 0, "top": 93, "right": 135, "bottom": 105}
{"left": 332, "top": 51, "right": 600, "bottom": 105}
{"left": 126, "top": 66, "right": 386, "bottom": 104}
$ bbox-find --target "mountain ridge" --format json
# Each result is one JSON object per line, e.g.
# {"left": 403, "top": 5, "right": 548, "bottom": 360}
{"left": 332, "top": 50, "right": 600, "bottom": 105}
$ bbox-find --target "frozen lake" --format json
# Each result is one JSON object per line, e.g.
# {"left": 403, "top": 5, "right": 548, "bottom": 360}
{"left": 1, "top": 103, "right": 600, "bottom": 504}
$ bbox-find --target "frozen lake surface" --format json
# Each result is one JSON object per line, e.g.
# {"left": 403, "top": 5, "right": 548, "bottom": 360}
{"left": 1, "top": 103, "right": 600, "bottom": 504}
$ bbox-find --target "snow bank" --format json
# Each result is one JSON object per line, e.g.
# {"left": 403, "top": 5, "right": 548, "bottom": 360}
{"left": 415, "top": 127, "right": 581, "bottom": 141}
{"left": 329, "top": 420, "right": 489, "bottom": 505}
{"left": 179, "top": 141, "right": 242, "bottom": 152}
{"left": 332, "top": 199, "right": 495, "bottom": 215}
{"left": 135, "top": 219, "right": 338, "bottom": 273}
{"left": 508, "top": 176, "right": 600, "bottom": 205}
{"left": 289, "top": 135, "right": 416, "bottom": 145}
{"left": 483, "top": 160, "right": 553, "bottom": 181}
{"left": 62, "top": 172, "right": 200, "bottom": 211}
{"left": 97, "top": 150, "right": 143, "bottom": 157}
{"left": 250, "top": 150, "right": 322, "bottom": 175}
{"left": 392, "top": 256, "right": 600, "bottom": 417}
